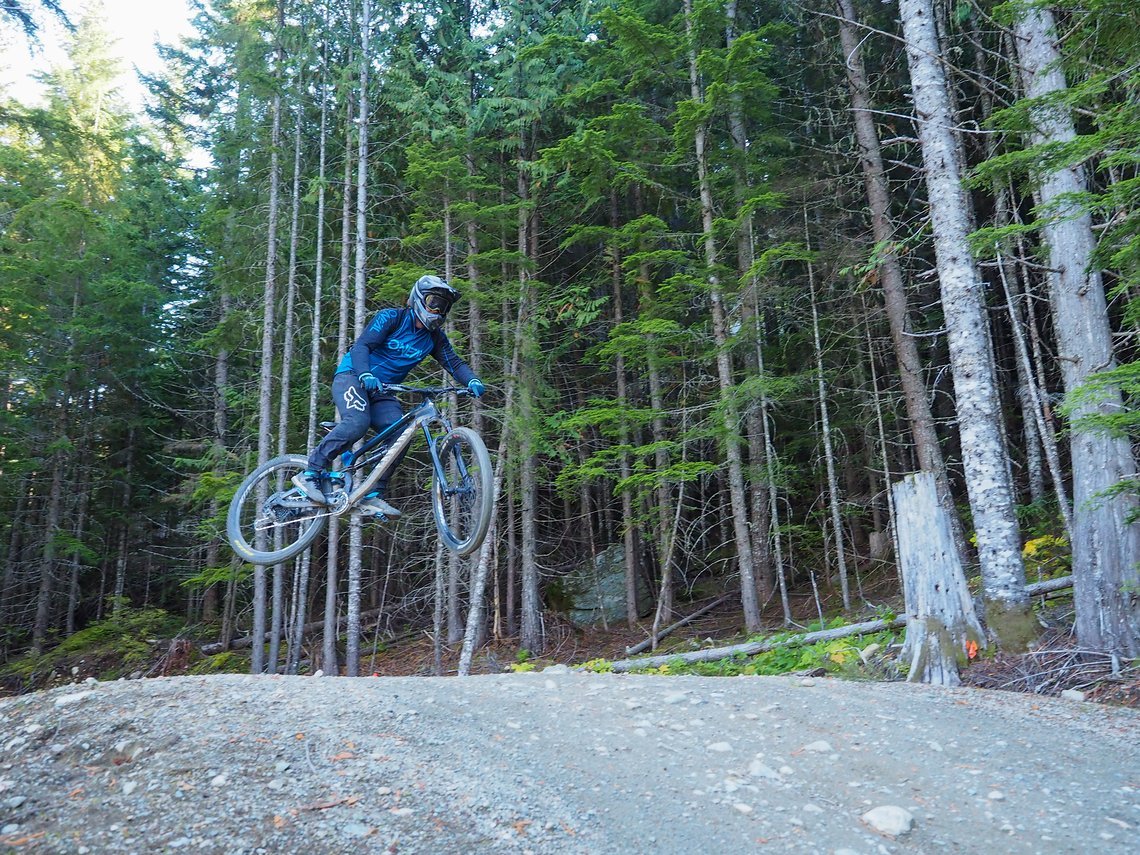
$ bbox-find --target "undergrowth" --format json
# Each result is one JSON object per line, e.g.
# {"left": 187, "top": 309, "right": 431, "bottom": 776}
{"left": 1, "top": 605, "right": 184, "bottom": 691}
{"left": 580, "top": 616, "right": 902, "bottom": 680}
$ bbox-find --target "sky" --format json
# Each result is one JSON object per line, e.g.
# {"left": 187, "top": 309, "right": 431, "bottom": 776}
{"left": 0, "top": 0, "right": 196, "bottom": 114}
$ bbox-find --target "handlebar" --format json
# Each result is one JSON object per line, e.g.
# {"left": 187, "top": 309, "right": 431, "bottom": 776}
{"left": 381, "top": 383, "right": 473, "bottom": 398}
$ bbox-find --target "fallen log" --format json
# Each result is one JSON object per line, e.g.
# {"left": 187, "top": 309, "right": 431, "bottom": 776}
{"left": 200, "top": 607, "right": 387, "bottom": 656}
{"left": 1025, "top": 575, "right": 1072, "bottom": 597}
{"left": 625, "top": 594, "right": 735, "bottom": 656}
{"left": 607, "top": 615, "right": 907, "bottom": 673}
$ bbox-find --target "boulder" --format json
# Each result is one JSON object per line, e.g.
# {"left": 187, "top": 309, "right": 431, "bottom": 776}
{"left": 557, "top": 544, "right": 650, "bottom": 627}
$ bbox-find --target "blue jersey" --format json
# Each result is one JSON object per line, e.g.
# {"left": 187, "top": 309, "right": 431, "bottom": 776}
{"left": 335, "top": 307, "right": 475, "bottom": 386}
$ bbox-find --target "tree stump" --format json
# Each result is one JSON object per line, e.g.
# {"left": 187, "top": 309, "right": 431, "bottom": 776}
{"left": 893, "top": 471, "right": 986, "bottom": 686}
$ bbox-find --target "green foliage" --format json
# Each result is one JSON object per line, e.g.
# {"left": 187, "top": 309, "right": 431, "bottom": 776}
{"left": 1, "top": 606, "right": 182, "bottom": 684}
{"left": 190, "top": 651, "right": 248, "bottom": 675}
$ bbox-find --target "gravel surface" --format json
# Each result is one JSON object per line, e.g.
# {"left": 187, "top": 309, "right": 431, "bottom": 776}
{"left": 1, "top": 670, "right": 1137, "bottom": 853}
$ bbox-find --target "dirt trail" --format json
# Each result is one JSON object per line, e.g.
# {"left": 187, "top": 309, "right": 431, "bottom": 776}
{"left": 1, "top": 672, "right": 1137, "bottom": 853}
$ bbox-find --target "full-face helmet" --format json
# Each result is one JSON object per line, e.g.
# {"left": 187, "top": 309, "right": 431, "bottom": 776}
{"left": 409, "top": 274, "right": 460, "bottom": 331}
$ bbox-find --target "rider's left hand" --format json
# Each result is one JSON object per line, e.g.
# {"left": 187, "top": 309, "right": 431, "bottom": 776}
{"left": 467, "top": 378, "right": 485, "bottom": 398}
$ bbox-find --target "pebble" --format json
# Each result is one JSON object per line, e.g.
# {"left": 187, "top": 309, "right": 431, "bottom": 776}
{"left": 624, "top": 700, "right": 642, "bottom": 710}
{"left": 2, "top": 824, "right": 19, "bottom": 834}
{"left": 389, "top": 807, "right": 413, "bottom": 817}
{"left": 1060, "top": 689, "right": 1085, "bottom": 702}
{"left": 5, "top": 796, "right": 27, "bottom": 809}
{"left": 749, "top": 760, "right": 780, "bottom": 780}
{"left": 377, "top": 787, "right": 392, "bottom": 796}
{"left": 663, "top": 692, "right": 688, "bottom": 705}
{"left": 707, "top": 742, "right": 732, "bottom": 753}
{"left": 804, "top": 803, "right": 824, "bottom": 814}
{"left": 988, "top": 790, "right": 1005, "bottom": 801}
{"left": 54, "top": 691, "right": 95, "bottom": 709}
{"left": 803, "top": 740, "right": 833, "bottom": 753}
{"left": 861, "top": 805, "right": 914, "bottom": 837}
{"left": 343, "top": 822, "right": 372, "bottom": 837}
{"left": 210, "top": 774, "right": 227, "bottom": 787}
{"left": 122, "top": 781, "right": 138, "bottom": 796}
{"left": 799, "top": 678, "right": 816, "bottom": 687}
{"left": 733, "top": 803, "right": 753, "bottom": 814}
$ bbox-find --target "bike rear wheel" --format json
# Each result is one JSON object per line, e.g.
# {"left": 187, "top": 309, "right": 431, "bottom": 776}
{"left": 431, "top": 427, "right": 493, "bottom": 556}
{"left": 226, "top": 454, "right": 329, "bottom": 564}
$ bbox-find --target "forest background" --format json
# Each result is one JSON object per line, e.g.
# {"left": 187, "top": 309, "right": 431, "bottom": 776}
{"left": 1, "top": 0, "right": 1138, "bottom": 681}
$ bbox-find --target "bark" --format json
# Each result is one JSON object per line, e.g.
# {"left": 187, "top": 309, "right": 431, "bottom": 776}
{"left": 518, "top": 146, "right": 542, "bottom": 654}
{"left": 269, "top": 106, "right": 305, "bottom": 674}
{"left": 806, "top": 235, "right": 850, "bottom": 609}
{"left": 898, "top": 0, "right": 1032, "bottom": 646}
{"left": 458, "top": 361, "right": 520, "bottom": 674}
{"left": 65, "top": 468, "right": 89, "bottom": 636}
{"left": 251, "top": 0, "right": 286, "bottom": 674}
{"left": 996, "top": 250, "right": 1072, "bottom": 537}
{"left": 1, "top": 479, "right": 31, "bottom": 631}
{"left": 894, "top": 472, "right": 987, "bottom": 686}
{"left": 288, "top": 50, "right": 331, "bottom": 676}
{"left": 31, "top": 410, "right": 66, "bottom": 656}
{"left": 323, "top": 64, "right": 355, "bottom": 677}
{"left": 112, "top": 431, "right": 135, "bottom": 614}
{"left": 754, "top": 291, "right": 791, "bottom": 625}
{"left": 344, "top": 0, "right": 373, "bottom": 679}
{"left": 727, "top": 2, "right": 774, "bottom": 605}
{"left": 836, "top": 0, "right": 954, "bottom": 512}
{"left": 685, "top": 0, "right": 760, "bottom": 633}
{"left": 1013, "top": 5, "right": 1140, "bottom": 657}
{"left": 610, "top": 193, "right": 638, "bottom": 628}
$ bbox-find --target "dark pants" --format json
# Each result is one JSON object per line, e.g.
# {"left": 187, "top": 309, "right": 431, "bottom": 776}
{"left": 309, "top": 373, "right": 405, "bottom": 493}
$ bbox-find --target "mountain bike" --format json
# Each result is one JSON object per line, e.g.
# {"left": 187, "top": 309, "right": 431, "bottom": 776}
{"left": 226, "top": 384, "right": 493, "bottom": 565}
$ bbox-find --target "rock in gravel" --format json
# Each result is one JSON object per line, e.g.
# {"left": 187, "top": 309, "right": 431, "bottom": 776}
{"left": 707, "top": 742, "right": 732, "bottom": 753}
{"left": 988, "top": 790, "right": 1006, "bottom": 801}
{"left": 2, "top": 824, "right": 19, "bottom": 835}
{"left": 1061, "top": 689, "right": 1086, "bottom": 702}
{"left": 54, "top": 690, "right": 95, "bottom": 708}
{"left": 803, "top": 740, "right": 833, "bottom": 753}
{"left": 861, "top": 805, "right": 915, "bottom": 837}
{"left": 663, "top": 691, "right": 688, "bottom": 705}
{"left": 749, "top": 760, "right": 780, "bottom": 780}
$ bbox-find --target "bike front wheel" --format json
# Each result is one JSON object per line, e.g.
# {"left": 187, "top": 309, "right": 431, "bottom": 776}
{"left": 431, "top": 427, "right": 493, "bottom": 556}
{"left": 226, "top": 454, "right": 329, "bottom": 565}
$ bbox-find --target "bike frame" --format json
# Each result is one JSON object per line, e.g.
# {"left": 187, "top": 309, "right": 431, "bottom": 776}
{"left": 334, "top": 386, "right": 466, "bottom": 513}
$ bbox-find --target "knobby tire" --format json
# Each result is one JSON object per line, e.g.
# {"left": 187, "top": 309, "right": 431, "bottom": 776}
{"left": 431, "top": 427, "right": 493, "bottom": 556}
{"left": 226, "top": 454, "right": 328, "bottom": 565}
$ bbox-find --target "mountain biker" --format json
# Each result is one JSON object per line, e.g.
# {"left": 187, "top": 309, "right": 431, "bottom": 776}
{"left": 293, "top": 274, "right": 485, "bottom": 518}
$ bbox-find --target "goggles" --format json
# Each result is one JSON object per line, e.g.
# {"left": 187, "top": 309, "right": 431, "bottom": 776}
{"left": 423, "top": 292, "right": 454, "bottom": 313}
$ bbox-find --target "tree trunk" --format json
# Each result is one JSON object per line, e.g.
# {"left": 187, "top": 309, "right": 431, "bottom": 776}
{"left": 344, "top": 0, "right": 373, "bottom": 679}
{"left": 323, "top": 68, "right": 355, "bottom": 677}
{"left": 894, "top": 472, "right": 986, "bottom": 686}
{"left": 518, "top": 146, "right": 543, "bottom": 654}
{"left": 836, "top": 0, "right": 956, "bottom": 518}
{"left": 31, "top": 411, "right": 67, "bottom": 655}
{"left": 1013, "top": 5, "right": 1140, "bottom": 657}
{"left": 685, "top": 0, "right": 760, "bottom": 633}
{"left": 251, "top": 0, "right": 287, "bottom": 674}
{"left": 269, "top": 105, "right": 305, "bottom": 674}
{"left": 806, "top": 227, "right": 850, "bottom": 610}
{"left": 898, "top": 0, "right": 1033, "bottom": 649}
